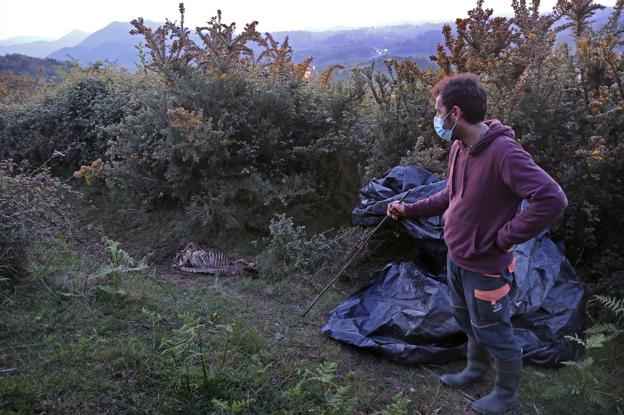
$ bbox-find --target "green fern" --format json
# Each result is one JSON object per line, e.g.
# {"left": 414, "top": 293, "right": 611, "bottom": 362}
{"left": 210, "top": 397, "right": 253, "bottom": 414}
{"left": 551, "top": 295, "right": 624, "bottom": 411}
{"left": 98, "top": 238, "right": 148, "bottom": 279}
{"left": 104, "top": 238, "right": 135, "bottom": 267}
{"left": 585, "top": 322, "right": 620, "bottom": 335}
{"left": 160, "top": 312, "right": 203, "bottom": 362}
{"left": 281, "top": 361, "right": 357, "bottom": 413}
{"left": 585, "top": 323, "right": 623, "bottom": 345}
{"left": 565, "top": 330, "right": 622, "bottom": 350}
{"left": 593, "top": 295, "right": 624, "bottom": 322}
{"left": 564, "top": 333, "right": 587, "bottom": 347}
{"left": 308, "top": 361, "right": 339, "bottom": 386}
{"left": 562, "top": 356, "right": 594, "bottom": 369}
{"left": 142, "top": 307, "right": 164, "bottom": 349}
{"left": 372, "top": 391, "right": 412, "bottom": 415}
{"left": 584, "top": 377, "right": 607, "bottom": 408}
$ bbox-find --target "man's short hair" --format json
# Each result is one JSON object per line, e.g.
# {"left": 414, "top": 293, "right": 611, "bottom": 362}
{"left": 431, "top": 73, "right": 487, "bottom": 124}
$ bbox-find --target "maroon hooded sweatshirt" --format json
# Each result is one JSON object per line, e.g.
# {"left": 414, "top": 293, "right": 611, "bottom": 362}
{"left": 403, "top": 119, "right": 568, "bottom": 275}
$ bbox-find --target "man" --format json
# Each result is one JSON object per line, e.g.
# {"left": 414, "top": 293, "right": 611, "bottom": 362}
{"left": 387, "top": 73, "right": 568, "bottom": 415}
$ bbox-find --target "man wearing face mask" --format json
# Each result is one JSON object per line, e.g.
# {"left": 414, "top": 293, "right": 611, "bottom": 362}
{"left": 387, "top": 73, "right": 568, "bottom": 415}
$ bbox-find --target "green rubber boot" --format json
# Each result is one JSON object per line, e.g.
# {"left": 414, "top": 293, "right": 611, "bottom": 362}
{"left": 471, "top": 355, "right": 522, "bottom": 415}
{"left": 440, "top": 338, "right": 491, "bottom": 388}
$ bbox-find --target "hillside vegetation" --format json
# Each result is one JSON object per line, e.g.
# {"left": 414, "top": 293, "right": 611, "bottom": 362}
{"left": 1, "top": 1, "right": 623, "bottom": 413}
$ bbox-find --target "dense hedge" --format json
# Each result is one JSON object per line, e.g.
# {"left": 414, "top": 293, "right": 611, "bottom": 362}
{"left": 1, "top": 1, "right": 623, "bottom": 291}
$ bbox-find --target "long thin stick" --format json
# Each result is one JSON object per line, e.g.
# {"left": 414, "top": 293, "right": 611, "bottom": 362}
{"left": 301, "top": 188, "right": 413, "bottom": 316}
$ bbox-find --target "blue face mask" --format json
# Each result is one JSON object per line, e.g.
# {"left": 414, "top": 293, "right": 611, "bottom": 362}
{"left": 433, "top": 111, "right": 456, "bottom": 142}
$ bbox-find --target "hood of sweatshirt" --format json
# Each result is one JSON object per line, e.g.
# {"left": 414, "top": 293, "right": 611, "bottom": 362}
{"left": 457, "top": 119, "right": 516, "bottom": 155}
{"left": 451, "top": 119, "right": 516, "bottom": 198}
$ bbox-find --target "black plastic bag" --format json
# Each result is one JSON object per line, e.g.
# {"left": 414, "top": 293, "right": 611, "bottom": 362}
{"left": 322, "top": 166, "right": 585, "bottom": 366}
{"left": 321, "top": 261, "right": 466, "bottom": 365}
{"left": 352, "top": 166, "right": 445, "bottom": 241}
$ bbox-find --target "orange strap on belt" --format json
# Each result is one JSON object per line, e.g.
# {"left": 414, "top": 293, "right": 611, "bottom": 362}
{"left": 474, "top": 283, "right": 511, "bottom": 304}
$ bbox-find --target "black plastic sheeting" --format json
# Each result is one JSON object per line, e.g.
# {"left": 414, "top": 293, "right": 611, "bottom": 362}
{"left": 321, "top": 166, "right": 585, "bottom": 367}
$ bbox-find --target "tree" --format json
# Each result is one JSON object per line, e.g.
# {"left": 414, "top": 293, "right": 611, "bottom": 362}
{"left": 558, "top": 0, "right": 606, "bottom": 38}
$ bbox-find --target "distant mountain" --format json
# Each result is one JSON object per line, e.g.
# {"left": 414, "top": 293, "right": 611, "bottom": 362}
{"left": 47, "top": 21, "right": 163, "bottom": 71}
{"left": 0, "top": 30, "right": 90, "bottom": 58}
{"left": 0, "top": 54, "right": 77, "bottom": 82}
{"left": 268, "top": 24, "right": 445, "bottom": 69}
{"left": 6, "top": 6, "right": 621, "bottom": 74}
{"left": 0, "top": 35, "right": 55, "bottom": 45}
{"left": 42, "top": 20, "right": 445, "bottom": 72}
{"left": 586, "top": 5, "right": 623, "bottom": 27}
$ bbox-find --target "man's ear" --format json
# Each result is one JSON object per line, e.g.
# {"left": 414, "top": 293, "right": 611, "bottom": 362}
{"left": 451, "top": 105, "right": 462, "bottom": 122}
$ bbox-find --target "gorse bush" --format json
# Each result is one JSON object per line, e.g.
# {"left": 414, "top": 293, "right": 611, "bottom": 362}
{"left": 2, "top": 0, "right": 624, "bottom": 291}
{"left": 77, "top": 7, "right": 370, "bottom": 231}
{"left": 0, "top": 63, "right": 135, "bottom": 177}
{"left": 0, "top": 71, "right": 41, "bottom": 105}
{"left": 351, "top": 59, "right": 442, "bottom": 178}
{"left": 427, "top": 0, "right": 624, "bottom": 279}
{"left": 260, "top": 214, "right": 367, "bottom": 281}
{"left": 0, "top": 160, "right": 81, "bottom": 281}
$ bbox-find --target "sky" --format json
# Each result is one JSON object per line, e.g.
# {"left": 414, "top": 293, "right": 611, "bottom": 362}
{"left": 0, "top": 0, "right": 618, "bottom": 40}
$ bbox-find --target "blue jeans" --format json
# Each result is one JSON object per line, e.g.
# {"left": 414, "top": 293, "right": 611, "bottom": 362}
{"left": 447, "top": 255, "right": 522, "bottom": 361}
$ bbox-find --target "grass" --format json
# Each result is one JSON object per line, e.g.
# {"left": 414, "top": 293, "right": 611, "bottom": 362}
{"left": 1, "top": 207, "right": 623, "bottom": 414}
